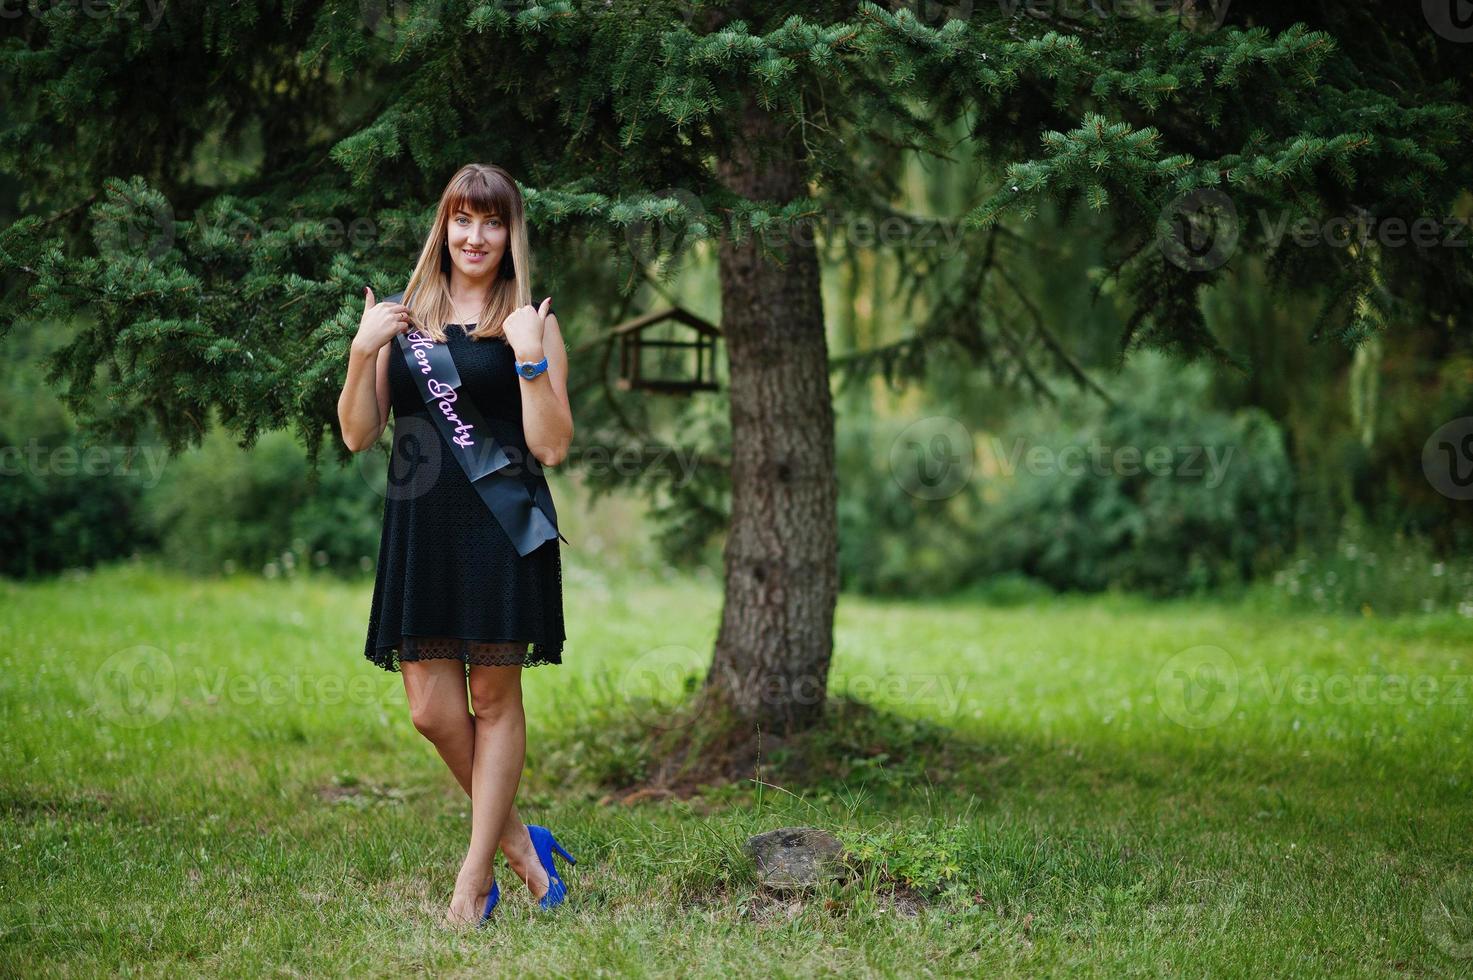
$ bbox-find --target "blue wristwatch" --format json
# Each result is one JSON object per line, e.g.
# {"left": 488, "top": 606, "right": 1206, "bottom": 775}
{"left": 516, "top": 356, "right": 549, "bottom": 380}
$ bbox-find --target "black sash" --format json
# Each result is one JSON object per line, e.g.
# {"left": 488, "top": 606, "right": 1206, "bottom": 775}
{"left": 386, "top": 291, "right": 569, "bottom": 557}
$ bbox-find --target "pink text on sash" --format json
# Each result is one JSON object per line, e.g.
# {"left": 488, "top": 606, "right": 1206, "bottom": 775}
{"left": 406, "top": 332, "right": 476, "bottom": 450}
{"left": 426, "top": 379, "right": 477, "bottom": 450}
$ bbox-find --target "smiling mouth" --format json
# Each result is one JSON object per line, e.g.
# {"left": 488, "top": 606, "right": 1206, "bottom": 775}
{"left": 463, "top": 249, "right": 486, "bottom": 258}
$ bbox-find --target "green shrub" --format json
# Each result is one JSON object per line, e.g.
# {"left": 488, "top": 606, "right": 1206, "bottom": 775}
{"left": 836, "top": 409, "right": 985, "bottom": 596}
{"left": 1248, "top": 515, "right": 1473, "bottom": 618}
{"left": 974, "top": 352, "right": 1297, "bottom": 596}
{"left": 954, "top": 571, "right": 1057, "bottom": 607}
{"left": 140, "top": 424, "right": 383, "bottom": 577}
{"left": 0, "top": 322, "right": 153, "bottom": 577}
{"left": 0, "top": 435, "right": 151, "bottom": 577}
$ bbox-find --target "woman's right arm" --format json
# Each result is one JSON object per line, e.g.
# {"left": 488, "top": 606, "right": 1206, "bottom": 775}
{"left": 338, "top": 286, "right": 413, "bottom": 452}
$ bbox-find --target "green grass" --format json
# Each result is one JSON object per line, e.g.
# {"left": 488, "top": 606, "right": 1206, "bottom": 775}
{"left": 2, "top": 557, "right": 1470, "bottom": 977}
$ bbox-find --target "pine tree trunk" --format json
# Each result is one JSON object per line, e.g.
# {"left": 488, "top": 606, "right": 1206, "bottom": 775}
{"left": 704, "top": 94, "right": 840, "bottom": 735}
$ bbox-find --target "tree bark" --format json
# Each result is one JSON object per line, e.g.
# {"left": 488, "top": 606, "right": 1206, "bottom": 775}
{"left": 705, "top": 94, "right": 840, "bottom": 735}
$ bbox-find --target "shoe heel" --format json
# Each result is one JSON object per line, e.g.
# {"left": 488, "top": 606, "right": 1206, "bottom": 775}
{"left": 477, "top": 880, "right": 500, "bottom": 927}
{"left": 550, "top": 838, "right": 576, "bottom": 866}
{"left": 527, "top": 824, "right": 573, "bottom": 910}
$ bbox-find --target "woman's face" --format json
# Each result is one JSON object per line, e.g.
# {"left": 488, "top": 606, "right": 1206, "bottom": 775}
{"left": 446, "top": 206, "right": 507, "bottom": 280}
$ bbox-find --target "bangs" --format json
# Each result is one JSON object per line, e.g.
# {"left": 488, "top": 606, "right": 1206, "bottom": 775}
{"left": 447, "top": 171, "right": 517, "bottom": 225}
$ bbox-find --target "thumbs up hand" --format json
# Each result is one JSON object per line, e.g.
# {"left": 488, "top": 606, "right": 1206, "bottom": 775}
{"left": 351, "top": 285, "right": 415, "bottom": 358}
{"left": 502, "top": 295, "right": 551, "bottom": 362}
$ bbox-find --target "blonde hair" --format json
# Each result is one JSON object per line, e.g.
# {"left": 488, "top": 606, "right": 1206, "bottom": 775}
{"left": 399, "top": 163, "right": 532, "bottom": 343}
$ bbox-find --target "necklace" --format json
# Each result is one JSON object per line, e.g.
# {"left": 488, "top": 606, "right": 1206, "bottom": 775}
{"left": 451, "top": 297, "right": 482, "bottom": 326}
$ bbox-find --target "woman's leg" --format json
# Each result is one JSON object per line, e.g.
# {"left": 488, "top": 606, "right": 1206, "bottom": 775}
{"left": 399, "top": 658, "right": 491, "bottom": 924}
{"left": 401, "top": 657, "right": 474, "bottom": 781}
{"left": 400, "top": 652, "right": 550, "bottom": 904}
{"left": 444, "top": 658, "right": 533, "bottom": 922}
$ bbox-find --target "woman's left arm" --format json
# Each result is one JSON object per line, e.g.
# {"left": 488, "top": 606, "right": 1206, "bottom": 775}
{"left": 513, "top": 309, "right": 574, "bottom": 468}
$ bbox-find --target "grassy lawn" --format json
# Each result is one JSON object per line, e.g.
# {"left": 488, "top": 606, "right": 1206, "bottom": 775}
{"left": 2, "top": 557, "right": 1470, "bottom": 976}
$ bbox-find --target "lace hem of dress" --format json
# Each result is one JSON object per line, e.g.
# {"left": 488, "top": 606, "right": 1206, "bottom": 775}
{"left": 370, "top": 634, "right": 563, "bottom": 672}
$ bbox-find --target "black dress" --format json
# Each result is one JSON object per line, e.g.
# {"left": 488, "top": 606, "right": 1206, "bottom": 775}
{"left": 363, "top": 310, "right": 565, "bottom": 672}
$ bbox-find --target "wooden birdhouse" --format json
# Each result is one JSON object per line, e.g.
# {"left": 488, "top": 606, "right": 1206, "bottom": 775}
{"left": 609, "top": 306, "right": 722, "bottom": 395}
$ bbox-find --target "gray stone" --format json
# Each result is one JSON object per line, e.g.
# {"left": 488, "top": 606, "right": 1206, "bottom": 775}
{"left": 743, "top": 827, "right": 845, "bottom": 890}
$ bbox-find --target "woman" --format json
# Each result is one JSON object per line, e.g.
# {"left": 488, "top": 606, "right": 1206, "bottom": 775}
{"left": 337, "top": 163, "right": 577, "bottom": 928}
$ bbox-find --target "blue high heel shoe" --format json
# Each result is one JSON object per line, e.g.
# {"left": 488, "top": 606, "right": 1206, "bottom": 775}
{"left": 477, "top": 880, "right": 500, "bottom": 927}
{"left": 526, "top": 824, "right": 576, "bottom": 909}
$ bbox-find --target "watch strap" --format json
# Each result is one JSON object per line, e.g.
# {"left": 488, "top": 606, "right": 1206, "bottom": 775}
{"left": 517, "top": 356, "right": 549, "bottom": 379}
